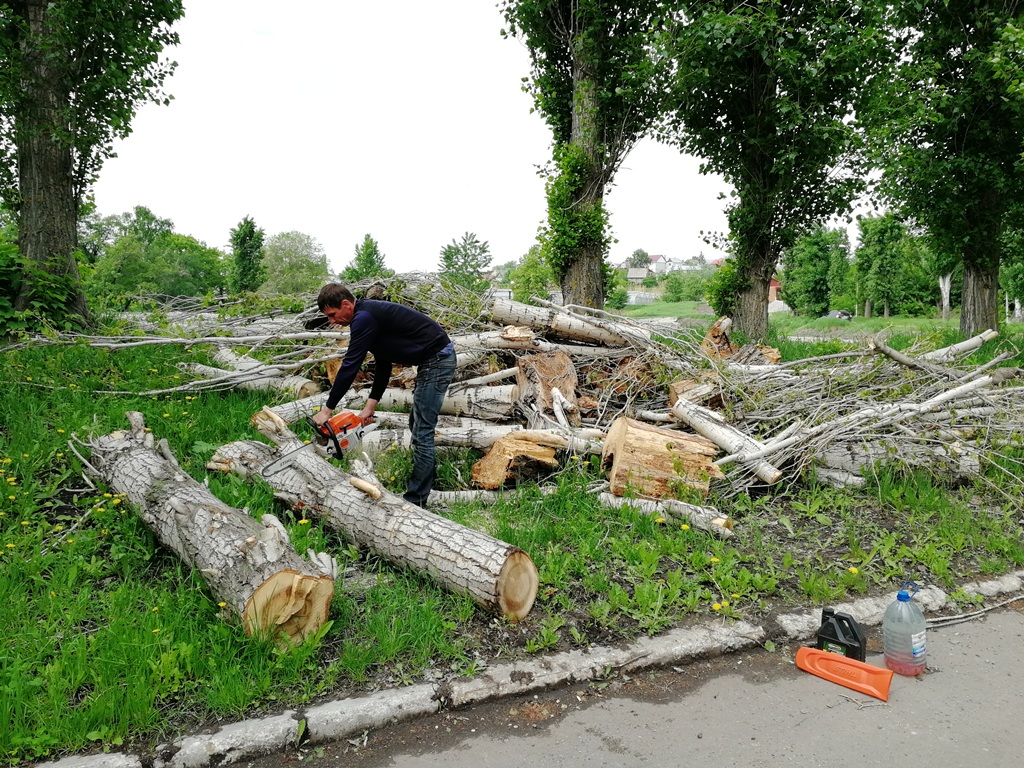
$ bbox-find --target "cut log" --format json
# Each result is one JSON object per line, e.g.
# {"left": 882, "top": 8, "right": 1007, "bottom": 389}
{"left": 471, "top": 433, "right": 562, "bottom": 490}
{"left": 601, "top": 417, "right": 724, "bottom": 498}
{"left": 671, "top": 399, "right": 784, "bottom": 485}
{"left": 515, "top": 350, "right": 581, "bottom": 428}
{"left": 212, "top": 409, "right": 540, "bottom": 619}
{"left": 669, "top": 376, "right": 722, "bottom": 408}
{"left": 920, "top": 329, "right": 998, "bottom": 362}
{"left": 86, "top": 412, "right": 335, "bottom": 645}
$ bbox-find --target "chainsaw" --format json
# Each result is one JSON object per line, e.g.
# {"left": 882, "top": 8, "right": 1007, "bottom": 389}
{"left": 260, "top": 410, "right": 378, "bottom": 476}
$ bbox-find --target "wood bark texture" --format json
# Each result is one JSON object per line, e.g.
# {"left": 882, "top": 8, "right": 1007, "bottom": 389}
{"left": 214, "top": 409, "right": 539, "bottom": 619}
{"left": 86, "top": 412, "right": 335, "bottom": 645}
{"left": 601, "top": 417, "right": 724, "bottom": 498}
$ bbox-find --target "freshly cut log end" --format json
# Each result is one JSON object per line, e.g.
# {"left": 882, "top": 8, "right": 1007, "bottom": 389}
{"left": 495, "top": 549, "right": 540, "bottom": 620}
{"left": 243, "top": 569, "right": 335, "bottom": 644}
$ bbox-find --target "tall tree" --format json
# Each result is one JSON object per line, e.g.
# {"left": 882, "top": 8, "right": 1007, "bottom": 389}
{"left": 0, "top": 1, "right": 183, "bottom": 324}
{"left": 341, "top": 234, "right": 393, "bottom": 282}
{"left": 438, "top": 232, "right": 492, "bottom": 293}
{"left": 627, "top": 248, "right": 651, "bottom": 269}
{"left": 501, "top": 0, "right": 672, "bottom": 308}
{"left": 259, "top": 231, "right": 329, "bottom": 295}
{"left": 85, "top": 232, "right": 223, "bottom": 301}
{"left": 866, "top": 0, "right": 1024, "bottom": 335}
{"left": 781, "top": 226, "right": 849, "bottom": 318}
{"left": 857, "top": 214, "right": 906, "bottom": 319}
{"left": 662, "top": 0, "right": 884, "bottom": 339}
{"left": 507, "top": 245, "right": 554, "bottom": 304}
{"left": 228, "top": 216, "right": 265, "bottom": 294}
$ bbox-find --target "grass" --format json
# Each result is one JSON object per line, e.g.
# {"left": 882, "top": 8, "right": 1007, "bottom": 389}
{"left": 1, "top": 313, "right": 1023, "bottom": 764}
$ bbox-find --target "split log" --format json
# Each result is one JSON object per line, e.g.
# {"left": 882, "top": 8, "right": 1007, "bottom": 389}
{"left": 214, "top": 345, "right": 320, "bottom": 397}
{"left": 597, "top": 493, "right": 734, "bottom": 538}
{"left": 515, "top": 350, "right": 581, "bottom": 428}
{"left": 701, "top": 317, "right": 739, "bottom": 359}
{"left": 672, "top": 399, "right": 784, "bottom": 485}
{"left": 601, "top": 417, "right": 725, "bottom": 498}
{"left": 85, "top": 412, "right": 335, "bottom": 645}
{"left": 471, "top": 433, "right": 562, "bottom": 489}
{"left": 212, "top": 409, "right": 539, "bottom": 619}
{"left": 669, "top": 376, "right": 722, "bottom": 408}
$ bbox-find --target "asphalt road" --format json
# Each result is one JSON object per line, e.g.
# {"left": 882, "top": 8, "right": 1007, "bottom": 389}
{"left": 256, "top": 607, "right": 1024, "bottom": 768}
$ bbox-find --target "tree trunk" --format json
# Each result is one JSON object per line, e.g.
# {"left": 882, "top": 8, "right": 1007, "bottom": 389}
{"left": 12, "top": 0, "right": 90, "bottom": 323}
{"left": 214, "top": 409, "right": 540, "bottom": 620}
{"left": 961, "top": 258, "right": 1000, "bottom": 336}
{"left": 939, "top": 273, "right": 952, "bottom": 322}
{"left": 87, "top": 412, "right": 335, "bottom": 645}
{"left": 732, "top": 271, "right": 771, "bottom": 341}
{"left": 863, "top": 298, "right": 872, "bottom": 319}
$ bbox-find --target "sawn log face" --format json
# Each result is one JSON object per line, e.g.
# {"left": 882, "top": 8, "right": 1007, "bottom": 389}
{"left": 88, "top": 413, "right": 334, "bottom": 645}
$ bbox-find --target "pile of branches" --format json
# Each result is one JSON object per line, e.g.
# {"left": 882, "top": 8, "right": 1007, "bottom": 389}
{"left": 11, "top": 274, "right": 1024, "bottom": 506}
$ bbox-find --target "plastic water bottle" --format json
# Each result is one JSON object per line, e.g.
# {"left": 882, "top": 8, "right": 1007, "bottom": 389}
{"left": 882, "top": 580, "right": 927, "bottom": 676}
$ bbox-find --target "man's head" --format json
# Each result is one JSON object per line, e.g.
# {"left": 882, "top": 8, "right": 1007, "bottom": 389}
{"left": 317, "top": 283, "right": 356, "bottom": 326}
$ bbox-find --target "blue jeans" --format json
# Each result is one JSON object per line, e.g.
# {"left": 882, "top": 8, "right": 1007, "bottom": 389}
{"left": 403, "top": 348, "right": 457, "bottom": 506}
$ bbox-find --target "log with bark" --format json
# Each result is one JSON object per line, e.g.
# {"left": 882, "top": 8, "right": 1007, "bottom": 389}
{"left": 209, "top": 408, "right": 540, "bottom": 619}
{"left": 601, "top": 417, "right": 725, "bottom": 498}
{"left": 83, "top": 412, "right": 336, "bottom": 645}
{"left": 179, "top": 345, "right": 321, "bottom": 398}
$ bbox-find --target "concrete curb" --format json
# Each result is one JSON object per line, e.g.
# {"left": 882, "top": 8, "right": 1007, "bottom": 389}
{"left": 35, "top": 570, "right": 1024, "bottom": 768}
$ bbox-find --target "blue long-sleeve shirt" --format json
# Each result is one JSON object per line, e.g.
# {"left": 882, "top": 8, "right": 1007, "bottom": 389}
{"left": 324, "top": 300, "right": 451, "bottom": 409}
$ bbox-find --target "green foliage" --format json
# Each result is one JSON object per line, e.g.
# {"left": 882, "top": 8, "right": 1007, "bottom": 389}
{"left": 781, "top": 226, "right": 851, "bottom": 317}
{"left": 662, "top": 269, "right": 714, "bottom": 303}
{"left": 540, "top": 142, "right": 610, "bottom": 281}
{"left": 705, "top": 258, "right": 748, "bottom": 318}
{"left": 507, "top": 245, "right": 553, "bottom": 304}
{"left": 438, "top": 232, "right": 492, "bottom": 293}
{"left": 627, "top": 248, "right": 651, "bottom": 269}
{"left": 865, "top": 0, "right": 1024, "bottom": 334}
{"left": 258, "top": 231, "right": 329, "bottom": 295}
{"left": 0, "top": 2, "right": 184, "bottom": 199}
{"left": 85, "top": 233, "right": 224, "bottom": 302}
{"left": 606, "top": 287, "right": 628, "bottom": 309}
{"left": 662, "top": 0, "right": 884, "bottom": 334}
{"left": 228, "top": 217, "right": 266, "bottom": 294}
{"left": 341, "top": 234, "right": 394, "bottom": 282}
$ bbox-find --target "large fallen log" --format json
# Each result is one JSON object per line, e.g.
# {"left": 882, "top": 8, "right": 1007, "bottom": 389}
{"left": 486, "top": 297, "right": 643, "bottom": 347}
{"left": 210, "top": 409, "right": 540, "bottom": 619}
{"left": 601, "top": 417, "right": 724, "bottom": 497}
{"left": 83, "top": 412, "right": 336, "bottom": 645}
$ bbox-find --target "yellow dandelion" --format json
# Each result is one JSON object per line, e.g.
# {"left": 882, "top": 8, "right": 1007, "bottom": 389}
{"left": 655, "top": 517, "right": 665, "bottom": 524}
{"left": 50, "top": 591, "right": 55, "bottom": 597}
{"left": 680, "top": 524, "right": 690, "bottom": 531}
{"left": 152, "top": 628, "right": 160, "bottom": 634}
{"left": 101, "top": 529, "right": 108, "bottom": 535}
{"left": 54, "top": 525, "right": 63, "bottom": 531}
{"left": 25, "top": 376, "right": 31, "bottom": 381}
{"left": 298, "top": 519, "right": 310, "bottom": 525}
{"left": 66, "top": 538, "right": 74, "bottom": 543}
{"left": 112, "top": 498, "right": 121, "bottom": 505}
{"left": 95, "top": 507, "right": 105, "bottom": 513}
{"left": 7, "top": 496, "right": 13, "bottom": 501}
{"left": 848, "top": 566, "right": 859, "bottom": 575}
{"left": 218, "top": 602, "right": 227, "bottom": 607}
{"left": 722, "top": 600, "right": 730, "bottom": 608}
{"left": 57, "top": 429, "right": 65, "bottom": 434}
{"left": 104, "top": 493, "right": 112, "bottom": 498}
{"left": 152, "top": 606, "right": 159, "bottom": 612}
{"left": 162, "top": 413, "right": 170, "bottom": 418}
{"left": 21, "top": 454, "right": 27, "bottom": 458}
{"left": 731, "top": 593, "right": 740, "bottom": 598}
{"left": 5, "top": 543, "right": 14, "bottom": 549}
{"left": 181, "top": 411, "right": 188, "bottom": 415}
{"left": 20, "top": 520, "right": 29, "bottom": 526}
{"left": 150, "top": 368, "right": 159, "bottom": 373}
{"left": 710, "top": 556, "right": 720, "bottom": 563}
{"left": 712, "top": 603, "right": 722, "bottom": 611}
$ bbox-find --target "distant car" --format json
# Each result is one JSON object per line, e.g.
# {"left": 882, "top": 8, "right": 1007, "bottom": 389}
{"left": 822, "top": 310, "right": 853, "bottom": 320}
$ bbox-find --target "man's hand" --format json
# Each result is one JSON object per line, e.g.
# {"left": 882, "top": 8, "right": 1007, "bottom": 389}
{"left": 312, "top": 406, "right": 333, "bottom": 427}
{"left": 358, "top": 399, "right": 378, "bottom": 426}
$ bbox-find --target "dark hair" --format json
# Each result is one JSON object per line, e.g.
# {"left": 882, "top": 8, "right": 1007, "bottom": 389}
{"left": 317, "top": 283, "right": 355, "bottom": 312}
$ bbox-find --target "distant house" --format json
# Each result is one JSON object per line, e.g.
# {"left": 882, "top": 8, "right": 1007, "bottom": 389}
{"left": 627, "top": 267, "right": 650, "bottom": 284}
{"left": 649, "top": 254, "right": 670, "bottom": 274}
{"left": 768, "top": 277, "right": 781, "bottom": 303}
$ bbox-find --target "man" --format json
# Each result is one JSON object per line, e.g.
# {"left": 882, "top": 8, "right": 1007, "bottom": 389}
{"left": 313, "top": 283, "right": 456, "bottom": 507}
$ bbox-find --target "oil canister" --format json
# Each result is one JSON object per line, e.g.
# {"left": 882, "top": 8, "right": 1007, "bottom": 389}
{"left": 815, "top": 607, "right": 867, "bottom": 662}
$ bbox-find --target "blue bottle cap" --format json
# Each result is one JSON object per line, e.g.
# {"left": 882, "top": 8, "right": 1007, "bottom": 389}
{"left": 897, "top": 580, "right": 919, "bottom": 602}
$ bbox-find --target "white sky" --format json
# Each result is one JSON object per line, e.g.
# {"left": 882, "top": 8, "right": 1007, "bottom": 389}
{"left": 90, "top": 1, "right": 732, "bottom": 275}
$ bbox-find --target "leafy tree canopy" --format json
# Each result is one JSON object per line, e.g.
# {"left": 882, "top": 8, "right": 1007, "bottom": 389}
{"left": 228, "top": 216, "right": 265, "bottom": 294}
{"left": 341, "top": 234, "right": 394, "bottom": 283}
{"left": 439, "top": 232, "right": 492, "bottom": 294}
{"left": 259, "top": 231, "right": 329, "bottom": 295}
{"left": 627, "top": 249, "right": 651, "bottom": 269}
{"left": 507, "top": 245, "right": 553, "bottom": 304}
